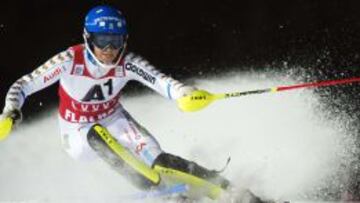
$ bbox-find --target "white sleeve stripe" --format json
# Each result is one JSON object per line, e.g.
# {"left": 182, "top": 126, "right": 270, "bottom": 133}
{"left": 57, "top": 53, "right": 65, "bottom": 61}
{"left": 42, "top": 64, "right": 50, "bottom": 70}
{"left": 20, "top": 51, "right": 74, "bottom": 83}
{"left": 3, "top": 50, "right": 74, "bottom": 111}
{"left": 36, "top": 68, "right": 46, "bottom": 74}
{"left": 22, "top": 75, "right": 33, "bottom": 82}
{"left": 30, "top": 71, "right": 40, "bottom": 78}
{"left": 175, "top": 84, "right": 185, "bottom": 89}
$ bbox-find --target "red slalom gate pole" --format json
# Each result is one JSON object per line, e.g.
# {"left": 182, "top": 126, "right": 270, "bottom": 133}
{"left": 220, "top": 77, "right": 360, "bottom": 99}
{"left": 276, "top": 77, "right": 360, "bottom": 92}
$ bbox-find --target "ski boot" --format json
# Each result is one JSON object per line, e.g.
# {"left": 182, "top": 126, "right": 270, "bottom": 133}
{"left": 152, "top": 152, "right": 230, "bottom": 200}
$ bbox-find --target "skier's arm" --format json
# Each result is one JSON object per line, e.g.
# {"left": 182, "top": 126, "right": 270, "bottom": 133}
{"left": 124, "top": 53, "right": 195, "bottom": 100}
{"left": 2, "top": 50, "right": 74, "bottom": 123}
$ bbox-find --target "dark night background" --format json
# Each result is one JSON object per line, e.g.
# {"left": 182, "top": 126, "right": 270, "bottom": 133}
{"left": 1, "top": 0, "right": 360, "bottom": 199}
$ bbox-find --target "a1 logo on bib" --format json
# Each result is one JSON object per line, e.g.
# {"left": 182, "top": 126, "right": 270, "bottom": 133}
{"left": 82, "top": 79, "right": 113, "bottom": 102}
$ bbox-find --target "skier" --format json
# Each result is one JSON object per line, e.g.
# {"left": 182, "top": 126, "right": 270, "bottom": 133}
{"left": 0, "top": 4, "right": 235, "bottom": 201}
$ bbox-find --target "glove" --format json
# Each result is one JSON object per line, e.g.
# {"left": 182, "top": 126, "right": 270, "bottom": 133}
{"left": 1, "top": 108, "right": 22, "bottom": 126}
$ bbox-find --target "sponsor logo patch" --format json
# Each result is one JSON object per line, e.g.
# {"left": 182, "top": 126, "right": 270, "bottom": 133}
{"left": 74, "top": 64, "right": 84, "bottom": 76}
{"left": 44, "top": 67, "right": 63, "bottom": 83}
{"left": 135, "top": 142, "right": 147, "bottom": 155}
{"left": 125, "top": 63, "right": 156, "bottom": 84}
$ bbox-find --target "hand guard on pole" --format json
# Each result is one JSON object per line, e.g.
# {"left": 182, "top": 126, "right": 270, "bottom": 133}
{"left": 0, "top": 108, "right": 22, "bottom": 141}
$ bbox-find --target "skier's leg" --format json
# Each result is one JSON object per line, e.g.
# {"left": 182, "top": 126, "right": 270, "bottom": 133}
{"left": 110, "top": 108, "right": 231, "bottom": 199}
{"left": 59, "top": 110, "right": 265, "bottom": 202}
{"left": 58, "top": 116, "right": 98, "bottom": 161}
{"left": 58, "top": 111, "right": 160, "bottom": 190}
{"left": 89, "top": 107, "right": 231, "bottom": 196}
{"left": 87, "top": 123, "right": 160, "bottom": 190}
{"left": 104, "top": 108, "right": 163, "bottom": 167}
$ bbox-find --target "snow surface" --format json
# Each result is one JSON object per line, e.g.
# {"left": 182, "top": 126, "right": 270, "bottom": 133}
{"left": 0, "top": 71, "right": 356, "bottom": 203}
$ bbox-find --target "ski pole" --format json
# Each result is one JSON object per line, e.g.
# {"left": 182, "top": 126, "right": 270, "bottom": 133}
{"left": 177, "top": 77, "right": 360, "bottom": 112}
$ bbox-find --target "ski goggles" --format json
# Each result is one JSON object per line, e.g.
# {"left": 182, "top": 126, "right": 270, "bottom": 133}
{"left": 90, "top": 33, "right": 125, "bottom": 50}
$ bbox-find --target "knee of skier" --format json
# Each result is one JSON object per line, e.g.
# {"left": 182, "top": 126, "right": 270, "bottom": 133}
{"left": 61, "top": 132, "right": 97, "bottom": 161}
{"left": 86, "top": 124, "right": 161, "bottom": 189}
{"left": 86, "top": 123, "right": 108, "bottom": 151}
